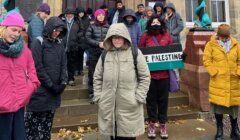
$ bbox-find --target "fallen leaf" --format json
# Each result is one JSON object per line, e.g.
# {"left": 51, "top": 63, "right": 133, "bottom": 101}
{"left": 196, "top": 127, "right": 206, "bottom": 131}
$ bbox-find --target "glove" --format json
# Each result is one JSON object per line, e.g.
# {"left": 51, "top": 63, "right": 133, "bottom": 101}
{"left": 50, "top": 84, "right": 66, "bottom": 94}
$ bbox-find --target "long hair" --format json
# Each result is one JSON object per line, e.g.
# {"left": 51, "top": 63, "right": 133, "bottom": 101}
{"left": 146, "top": 14, "right": 167, "bottom": 35}
{"left": 0, "top": 26, "right": 6, "bottom": 38}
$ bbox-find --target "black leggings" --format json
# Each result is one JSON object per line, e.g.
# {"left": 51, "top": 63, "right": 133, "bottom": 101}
{"left": 111, "top": 136, "right": 136, "bottom": 140}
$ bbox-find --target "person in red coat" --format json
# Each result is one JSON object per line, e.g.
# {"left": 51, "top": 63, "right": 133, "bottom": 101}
{"left": 138, "top": 15, "right": 172, "bottom": 139}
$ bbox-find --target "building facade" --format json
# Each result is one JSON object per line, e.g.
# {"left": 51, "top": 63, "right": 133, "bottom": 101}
{"left": 45, "top": 0, "right": 240, "bottom": 39}
{"left": 0, "top": 0, "right": 239, "bottom": 39}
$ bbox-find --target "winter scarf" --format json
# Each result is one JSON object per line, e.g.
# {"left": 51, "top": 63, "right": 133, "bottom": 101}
{"left": 0, "top": 36, "right": 24, "bottom": 58}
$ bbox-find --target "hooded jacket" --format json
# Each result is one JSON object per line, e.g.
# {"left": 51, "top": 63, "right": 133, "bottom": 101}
{"left": 123, "top": 9, "right": 142, "bottom": 48}
{"left": 153, "top": 2, "right": 165, "bottom": 20}
{"left": 27, "top": 17, "right": 68, "bottom": 111}
{"left": 203, "top": 36, "right": 240, "bottom": 107}
{"left": 164, "top": 3, "right": 184, "bottom": 43}
{"left": 76, "top": 6, "right": 91, "bottom": 50}
{"left": 60, "top": 8, "right": 80, "bottom": 52}
{"left": 93, "top": 23, "right": 150, "bottom": 137}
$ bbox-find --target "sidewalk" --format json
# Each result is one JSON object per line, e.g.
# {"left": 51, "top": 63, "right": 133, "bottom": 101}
{"left": 52, "top": 119, "right": 232, "bottom": 140}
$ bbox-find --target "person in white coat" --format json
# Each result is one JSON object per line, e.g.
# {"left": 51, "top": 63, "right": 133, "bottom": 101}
{"left": 93, "top": 23, "right": 150, "bottom": 140}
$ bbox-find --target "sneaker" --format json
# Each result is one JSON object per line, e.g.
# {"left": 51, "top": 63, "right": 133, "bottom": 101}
{"left": 148, "top": 122, "right": 156, "bottom": 139}
{"left": 68, "top": 80, "right": 76, "bottom": 86}
{"left": 159, "top": 123, "right": 168, "bottom": 139}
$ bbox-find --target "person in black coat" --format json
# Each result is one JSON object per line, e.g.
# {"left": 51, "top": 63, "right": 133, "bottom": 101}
{"left": 86, "top": 9, "right": 109, "bottom": 104}
{"left": 107, "top": 0, "right": 125, "bottom": 25}
{"left": 60, "top": 7, "right": 81, "bottom": 85}
{"left": 75, "top": 6, "right": 91, "bottom": 75}
{"left": 25, "top": 16, "right": 68, "bottom": 140}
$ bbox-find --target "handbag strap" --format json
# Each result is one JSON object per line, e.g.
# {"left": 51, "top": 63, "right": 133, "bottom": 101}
{"left": 152, "top": 36, "right": 160, "bottom": 46}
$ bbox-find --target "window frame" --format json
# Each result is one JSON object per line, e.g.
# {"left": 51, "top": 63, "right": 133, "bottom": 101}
{"left": 185, "top": 0, "right": 230, "bottom": 28}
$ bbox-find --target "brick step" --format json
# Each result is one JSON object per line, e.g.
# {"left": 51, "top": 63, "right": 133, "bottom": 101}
{"left": 56, "top": 92, "right": 189, "bottom": 117}
{"left": 53, "top": 105, "right": 199, "bottom": 133}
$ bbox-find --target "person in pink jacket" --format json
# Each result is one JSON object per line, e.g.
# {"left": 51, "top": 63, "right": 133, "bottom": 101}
{"left": 0, "top": 10, "right": 40, "bottom": 140}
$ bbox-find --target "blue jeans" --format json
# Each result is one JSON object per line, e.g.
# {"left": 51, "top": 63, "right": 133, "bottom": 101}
{"left": 0, "top": 107, "right": 26, "bottom": 140}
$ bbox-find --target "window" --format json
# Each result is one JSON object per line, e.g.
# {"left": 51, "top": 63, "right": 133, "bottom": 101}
{"left": 185, "top": 0, "right": 229, "bottom": 28}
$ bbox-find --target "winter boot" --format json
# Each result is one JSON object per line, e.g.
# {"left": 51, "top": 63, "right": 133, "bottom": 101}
{"left": 159, "top": 123, "right": 168, "bottom": 139}
{"left": 230, "top": 116, "right": 240, "bottom": 140}
{"left": 215, "top": 113, "right": 224, "bottom": 140}
{"left": 147, "top": 121, "right": 156, "bottom": 139}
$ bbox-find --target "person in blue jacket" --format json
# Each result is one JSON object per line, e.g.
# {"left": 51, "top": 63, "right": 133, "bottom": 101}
{"left": 27, "top": 3, "right": 50, "bottom": 46}
{"left": 123, "top": 9, "right": 142, "bottom": 48}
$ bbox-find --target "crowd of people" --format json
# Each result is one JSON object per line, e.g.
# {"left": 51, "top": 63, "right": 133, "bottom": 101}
{"left": 0, "top": 0, "right": 240, "bottom": 140}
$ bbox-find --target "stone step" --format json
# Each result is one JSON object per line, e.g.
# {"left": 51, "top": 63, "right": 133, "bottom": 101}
{"left": 52, "top": 119, "right": 227, "bottom": 140}
{"left": 56, "top": 92, "right": 189, "bottom": 117}
{"left": 62, "top": 85, "right": 88, "bottom": 100}
{"left": 53, "top": 105, "right": 199, "bottom": 132}
{"left": 62, "top": 88, "right": 189, "bottom": 103}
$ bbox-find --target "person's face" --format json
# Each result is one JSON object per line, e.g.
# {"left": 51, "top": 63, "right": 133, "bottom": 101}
{"left": 97, "top": 13, "right": 105, "bottom": 22}
{"left": 66, "top": 13, "right": 74, "bottom": 20}
{"left": 112, "top": 36, "right": 124, "bottom": 48}
{"left": 146, "top": 10, "right": 153, "bottom": 17}
{"left": 39, "top": 12, "right": 49, "bottom": 20}
{"left": 126, "top": 16, "right": 133, "bottom": 23}
{"left": 3, "top": 26, "right": 22, "bottom": 44}
{"left": 156, "top": 6, "right": 162, "bottom": 12}
{"left": 151, "top": 18, "right": 161, "bottom": 26}
{"left": 219, "top": 36, "right": 230, "bottom": 43}
{"left": 78, "top": 12, "right": 84, "bottom": 18}
{"left": 51, "top": 28, "right": 63, "bottom": 39}
{"left": 116, "top": 3, "right": 123, "bottom": 10}
{"left": 138, "top": 6, "right": 144, "bottom": 13}
{"left": 166, "top": 8, "right": 173, "bottom": 15}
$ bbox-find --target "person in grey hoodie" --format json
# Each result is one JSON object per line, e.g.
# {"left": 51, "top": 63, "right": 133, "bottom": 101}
{"left": 123, "top": 9, "right": 142, "bottom": 48}
{"left": 164, "top": 3, "right": 184, "bottom": 43}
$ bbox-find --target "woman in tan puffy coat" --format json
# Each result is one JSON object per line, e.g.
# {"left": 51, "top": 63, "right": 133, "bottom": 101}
{"left": 203, "top": 24, "right": 240, "bottom": 140}
{"left": 93, "top": 23, "right": 150, "bottom": 140}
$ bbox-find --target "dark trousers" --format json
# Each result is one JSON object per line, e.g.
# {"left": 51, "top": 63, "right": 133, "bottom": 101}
{"left": 110, "top": 136, "right": 136, "bottom": 140}
{"left": 147, "top": 78, "right": 169, "bottom": 123}
{"left": 0, "top": 107, "right": 26, "bottom": 140}
{"left": 88, "top": 60, "right": 98, "bottom": 97}
{"left": 67, "top": 51, "right": 76, "bottom": 81}
{"left": 75, "top": 48, "right": 84, "bottom": 73}
{"left": 24, "top": 110, "right": 55, "bottom": 140}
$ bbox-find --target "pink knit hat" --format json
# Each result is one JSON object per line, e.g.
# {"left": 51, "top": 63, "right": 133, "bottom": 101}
{"left": 1, "top": 11, "right": 25, "bottom": 28}
{"left": 94, "top": 9, "right": 105, "bottom": 18}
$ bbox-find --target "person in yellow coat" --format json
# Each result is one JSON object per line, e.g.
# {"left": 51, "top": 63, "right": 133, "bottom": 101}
{"left": 203, "top": 24, "right": 240, "bottom": 140}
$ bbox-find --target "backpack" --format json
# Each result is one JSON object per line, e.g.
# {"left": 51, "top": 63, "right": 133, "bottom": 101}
{"left": 101, "top": 46, "right": 139, "bottom": 78}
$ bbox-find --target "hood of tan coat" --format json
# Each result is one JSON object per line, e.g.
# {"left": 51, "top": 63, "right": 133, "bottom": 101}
{"left": 103, "top": 23, "right": 132, "bottom": 50}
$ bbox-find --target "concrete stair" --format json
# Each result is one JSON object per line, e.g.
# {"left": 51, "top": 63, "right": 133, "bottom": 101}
{"left": 52, "top": 75, "right": 201, "bottom": 133}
